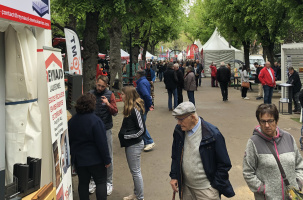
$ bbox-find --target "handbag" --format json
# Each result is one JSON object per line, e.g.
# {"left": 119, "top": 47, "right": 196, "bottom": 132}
{"left": 266, "top": 142, "right": 303, "bottom": 199}
{"left": 241, "top": 82, "right": 250, "bottom": 88}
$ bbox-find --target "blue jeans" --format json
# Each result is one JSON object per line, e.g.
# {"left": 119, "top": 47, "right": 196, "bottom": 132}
{"left": 142, "top": 112, "right": 154, "bottom": 145}
{"left": 187, "top": 91, "right": 195, "bottom": 105}
{"left": 167, "top": 88, "right": 178, "bottom": 110}
{"left": 106, "top": 129, "right": 113, "bottom": 185}
{"left": 159, "top": 72, "right": 163, "bottom": 82}
{"left": 125, "top": 140, "right": 144, "bottom": 200}
{"left": 263, "top": 85, "right": 274, "bottom": 104}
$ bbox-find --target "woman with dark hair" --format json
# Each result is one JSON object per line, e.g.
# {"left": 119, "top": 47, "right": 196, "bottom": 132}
{"left": 68, "top": 93, "right": 111, "bottom": 200}
{"left": 240, "top": 65, "right": 250, "bottom": 99}
{"left": 243, "top": 104, "right": 303, "bottom": 199}
{"left": 184, "top": 66, "right": 196, "bottom": 105}
{"left": 119, "top": 86, "right": 146, "bottom": 200}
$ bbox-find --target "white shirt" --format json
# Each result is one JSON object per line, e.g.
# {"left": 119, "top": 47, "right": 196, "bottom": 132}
{"left": 267, "top": 68, "right": 274, "bottom": 83}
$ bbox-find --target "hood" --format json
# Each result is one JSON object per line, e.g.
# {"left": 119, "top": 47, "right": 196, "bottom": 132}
{"left": 253, "top": 125, "right": 283, "bottom": 143}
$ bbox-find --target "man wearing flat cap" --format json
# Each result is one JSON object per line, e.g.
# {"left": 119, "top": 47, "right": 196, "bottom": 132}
{"left": 169, "top": 102, "right": 235, "bottom": 199}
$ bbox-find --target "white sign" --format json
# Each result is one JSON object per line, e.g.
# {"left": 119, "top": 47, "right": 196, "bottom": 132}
{"left": 0, "top": 0, "right": 51, "bottom": 29}
{"left": 44, "top": 49, "right": 73, "bottom": 199}
{"left": 64, "top": 27, "right": 82, "bottom": 75}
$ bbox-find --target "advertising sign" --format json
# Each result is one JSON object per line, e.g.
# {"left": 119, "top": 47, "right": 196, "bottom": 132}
{"left": 64, "top": 27, "right": 82, "bottom": 75}
{"left": 44, "top": 48, "right": 73, "bottom": 199}
{"left": 0, "top": 0, "right": 51, "bottom": 29}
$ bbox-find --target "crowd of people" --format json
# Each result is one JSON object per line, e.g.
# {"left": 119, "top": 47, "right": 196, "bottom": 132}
{"left": 67, "top": 58, "right": 303, "bottom": 200}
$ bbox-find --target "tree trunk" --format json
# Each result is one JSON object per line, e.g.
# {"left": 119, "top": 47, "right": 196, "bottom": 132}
{"left": 142, "top": 39, "right": 149, "bottom": 64}
{"left": 108, "top": 17, "right": 122, "bottom": 91}
{"left": 82, "top": 11, "right": 100, "bottom": 92}
{"left": 263, "top": 43, "right": 275, "bottom": 67}
{"left": 68, "top": 14, "right": 77, "bottom": 30}
{"left": 242, "top": 40, "right": 250, "bottom": 68}
{"left": 131, "top": 26, "right": 140, "bottom": 65}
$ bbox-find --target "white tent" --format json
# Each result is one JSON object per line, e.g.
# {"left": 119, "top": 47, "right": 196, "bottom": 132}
{"left": 138, "top": 51, "right": 157, "bottom": 60}
{"left": 194, "top": 39, "right": 203, "bottom": 51}
{"left": 121, "top": 49, "right": 129, "bottom": 59}
{"left": 202, "top": 28, "right": 244, "bottom": 76}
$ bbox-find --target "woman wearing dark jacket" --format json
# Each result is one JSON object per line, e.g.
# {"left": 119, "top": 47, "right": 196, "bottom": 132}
{"left": 68, "top": 93, "right": 111, "bottom": 200}
{"left": 119, "top": 86, "right": 146, "bottom": 200}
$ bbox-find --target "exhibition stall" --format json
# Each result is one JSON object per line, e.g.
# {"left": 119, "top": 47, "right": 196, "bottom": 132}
{"left": 0, "top": 1, "right": 72, "bottom": 199}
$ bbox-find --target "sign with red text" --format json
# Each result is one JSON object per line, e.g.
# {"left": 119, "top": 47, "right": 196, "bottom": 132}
{"left": 64, "top": 27, "right": 82, "bottom": 75}
{"left": 0, "top": 0, "right": 51, "bottom": 29}
{"left": 44, "top": 49, "right": 73, "bottom": 199}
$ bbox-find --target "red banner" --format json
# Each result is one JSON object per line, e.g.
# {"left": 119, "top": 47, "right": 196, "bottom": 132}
{"left": 0, "top": 4, "right": 51, "bottom": 29}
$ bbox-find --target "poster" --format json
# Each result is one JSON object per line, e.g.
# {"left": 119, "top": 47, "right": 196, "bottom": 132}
{"left": 44, "top": 48, "right": 72, "bottom": 199}
{"left": 0, "top": 0, "right": 51, "bottom": 29}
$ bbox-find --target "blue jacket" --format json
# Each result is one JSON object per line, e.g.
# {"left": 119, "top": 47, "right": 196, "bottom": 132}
{"left": 145, "top": 68, "right": 156, "bottom": 82}
{"left": 68, "top": 113, "right": 111, "bottom": 167}
{"left": 136, "top": 77, "right": 152, "bottom": 112}
{"left": 169, "top": 117, "right": 235, "bottom": 199}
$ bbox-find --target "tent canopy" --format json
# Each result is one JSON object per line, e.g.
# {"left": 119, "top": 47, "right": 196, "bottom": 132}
{"left": 202, "top": 28, "right": 244, "bottom": 76}
{"left": 138, "top": 51, "right": 157, "bottom": 60}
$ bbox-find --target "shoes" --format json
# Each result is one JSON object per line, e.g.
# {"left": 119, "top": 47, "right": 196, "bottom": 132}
{"left": 89, "top": 180, "right": 96, "bottom": 194}
{"left": 107, "top": 183, "right": 113, "bottom": 196}
{"left": 294, "top": 111, "right": 301, "bottom": 114}
{"left": 169, "top": 109, "right": 173, "bottom": 111}
{"left": 256, "top": 97, "right": 263, "bottom": 100}
{"left": 123, "top": 194, "right": 137, "bottom": 200}
{"left": 244, "top": 97, "right": 250, "bottom": 100}
{"left": 144, "top": 142, "right": 155, "bottom": 151}
{"left": 293, "top": 109, "right": 298, "bottom": 112}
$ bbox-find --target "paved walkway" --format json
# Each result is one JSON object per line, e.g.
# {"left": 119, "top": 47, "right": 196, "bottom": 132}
{"left": 73, "top": 77, "right": 302, "bottom": 200}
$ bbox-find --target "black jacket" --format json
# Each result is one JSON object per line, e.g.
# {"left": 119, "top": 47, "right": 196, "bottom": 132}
{"left": 90, "top": 88, "right": 113, "bottom": 130}
{"left": 170, "top": 117, "right": 235, "bottom": 199}
{"left": 216, "top": 66, "right": 231, "bottom": 83}
{"left": 287, "top": 70, "right": 302, "bottom": 94}
{"left": 176, "top": 69, "right": 184, "bottom": 88}
{"left": 118, "top": 108, "right": 146, "bottom": 147}
{"left": 68, "top": 113, "right": 111, "bottom": 167}
{"left": 164, "top": 68, "right": 178, "bottom": 90}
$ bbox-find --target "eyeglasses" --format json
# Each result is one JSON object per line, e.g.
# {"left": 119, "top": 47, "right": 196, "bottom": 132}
{"left": 175, "top": 114, "right": 191, "bottom": 122}
{"left": 259, "top": 119, "right": 275, "bottom": 125}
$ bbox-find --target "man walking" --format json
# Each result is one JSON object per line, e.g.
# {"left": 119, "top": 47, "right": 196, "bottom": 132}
{"left": 90, "top": 75, "right": 118, "bottom": 195}
{"left": 255, "top": 62, "right": 264, "bottom": 100}
{"left": 164, "top": 62, "right": 178, "bottom": 111}
{"left": 145, "top": 63, "right": 156, "bottom": 106}
{"left": 174, "top": 63, "right": 184, "bottom": 105}
{"left": 258, "top": 61, "right": 276, "bottom": 104}
{"left": 169, "top": 102, "right": 235, "bottom": 200}
{"left": 287, "top": 67, "right": 302, "bottom": 114}
{"left": 216, "top": 62, "right": 231, "bottom": 101}
{"left": 196, "top": 59, "right": 203, "bottom": 87}
{"left": 136, "top": 70, "right": 156, "bottom": 151}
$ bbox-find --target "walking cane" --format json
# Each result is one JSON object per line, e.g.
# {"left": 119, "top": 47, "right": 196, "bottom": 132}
{"left": 172, "top": 191, "right": 176, "bottom": 200}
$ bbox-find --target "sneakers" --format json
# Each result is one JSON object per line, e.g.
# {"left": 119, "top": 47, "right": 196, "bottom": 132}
{"left": 244, "top": 97, "right": 250, "bottom": 100}
{"left": 256, "top": 97, "right": 263, "bottom": 100}
{"left": 144, "top": 142, "right": 155, "bottom": 151}
{"left": 123, "top": 194, "right": 137, "bottom": 200}
{"left": 89, "top": 180, "right": 96, "bottom": 194}
{"left": 107, "top": 183, "right": 113, "bottom": 196}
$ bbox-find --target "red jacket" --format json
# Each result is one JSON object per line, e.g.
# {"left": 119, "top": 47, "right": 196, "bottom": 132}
{"left": 210, "top": 65, "right": 217, "bottom": 77}
{"left": 258, "top": 67, "right": 276, "bottom": 87}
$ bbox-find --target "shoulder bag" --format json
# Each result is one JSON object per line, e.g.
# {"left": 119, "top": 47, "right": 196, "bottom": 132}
{"left": 241, "top": 81, "right": 250, "bottom": 88}
{"left": 266, "top": 142, "right": 303, "bottom": 199}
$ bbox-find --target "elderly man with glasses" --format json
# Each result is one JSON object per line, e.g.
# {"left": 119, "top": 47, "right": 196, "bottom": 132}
{"left": 169, "top": 102, "right": 235, "bottom": 200}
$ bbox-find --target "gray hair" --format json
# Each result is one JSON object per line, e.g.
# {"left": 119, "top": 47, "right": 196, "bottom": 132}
{"left": 168, "top": 62, "right": 174, "bottom": 69}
